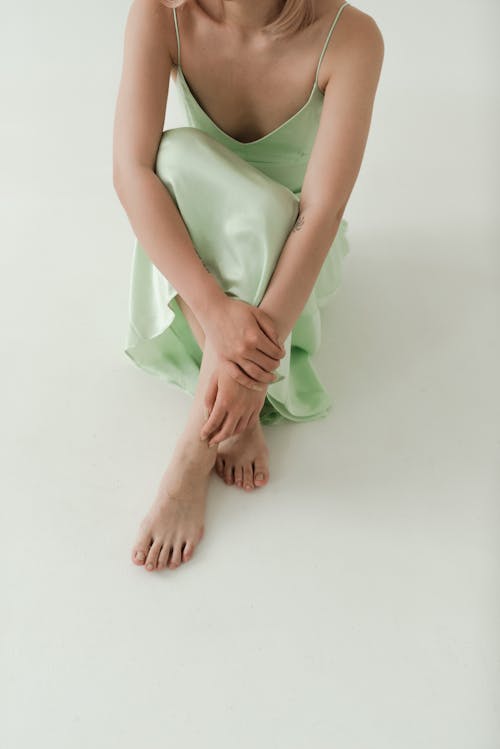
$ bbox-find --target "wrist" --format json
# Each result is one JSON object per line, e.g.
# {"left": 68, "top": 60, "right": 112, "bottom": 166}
{"left": 257, "top": 301, "right": 292, "bottom": 343}
{"left": 189, "top": 273, "right": 227, "bottom": 329}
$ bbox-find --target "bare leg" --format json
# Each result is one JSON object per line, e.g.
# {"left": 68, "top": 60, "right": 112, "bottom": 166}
{"left": 131, "top": 307, "right": 220, "bottom": 571}
{"left": 177, "top": 294, "right": 270, "bottom": 492}
{"left": 131, "top": 292, "right": 273, "bottom": 571}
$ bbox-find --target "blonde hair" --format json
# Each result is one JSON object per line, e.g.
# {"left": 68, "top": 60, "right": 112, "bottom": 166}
{"left": 159, "top": 0, "right": 315, "bottom": 39}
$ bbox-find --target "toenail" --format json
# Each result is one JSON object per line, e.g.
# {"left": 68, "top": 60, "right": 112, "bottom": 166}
{"left": 146, "top": 563, "right": 153, "bottom": 570}
{"left": 135, "top": 551, "right": 145, "bottom": 561}
{"left": 255, "top": 473, "right": 265, "bottom": 481}
{"left": 245, "top": 483, "right": 252, "bottom": 490}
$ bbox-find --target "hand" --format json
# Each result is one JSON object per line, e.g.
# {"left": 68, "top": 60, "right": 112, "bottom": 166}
{"left": 201, "top": 296, "right": 286, "bottom": 387}
{"left": 200, "top": 358, "right": 267, "bottom": 446}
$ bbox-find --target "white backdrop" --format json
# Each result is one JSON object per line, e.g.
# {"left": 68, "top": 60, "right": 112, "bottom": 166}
{"left": 2, "top": 2, "right": 499, "bottom": 747}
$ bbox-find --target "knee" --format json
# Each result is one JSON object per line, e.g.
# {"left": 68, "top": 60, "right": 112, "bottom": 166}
{"left": 155, "top": 127, "right": 209, "bottom": 184}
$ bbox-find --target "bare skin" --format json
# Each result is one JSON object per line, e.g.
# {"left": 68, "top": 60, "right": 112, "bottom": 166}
{"left": 114, "top": 0, "right": 383, "bottom": 440}
{"left": 131, "top": 294, "right": 269, "bottom": 570}
{"left": 178, "top": 293, "right": 271, "bottom": 491}
{"left": 115, "top": 1, "right": 384, "bottom": 570}
{"left": 183, "top": 293, "right": 271, "bottom": 490}
{"left": 132, "top": 334, "right": 220, "bottom": 570}
{"left": 215, "top": 422, "right": 270, "bottom": 490}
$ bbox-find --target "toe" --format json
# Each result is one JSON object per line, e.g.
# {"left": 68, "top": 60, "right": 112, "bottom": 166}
{"left": 168, "top": 542, "right": 183, "bottom": 569}
{"left": 243, "top": 463, "right": 254, "bottom": 491}
{"left": 234, "top": 465, "right": 243, "bottom": 488}
{"left": 253, "top": 459, "right": 269, "bottom": 487}
{"left": 157, "top": 543, "right": 172, "bottom": 570}
{"left": 215, "top": 456, "right": 224, "bottom": 478}
{"left": 224, "top": 462, "right": 234, "bottom": 485}
{"left": 182, "top": 540, "right": 195, "bottom": 563}
{"left": 132, "top": 534, "right": 152, "bottom": 566}
{"left": 145, "top": 541, "right": 162, "bottom": 571}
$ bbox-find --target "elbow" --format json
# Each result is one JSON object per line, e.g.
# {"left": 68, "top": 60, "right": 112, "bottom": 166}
{"left": 112, "top": 161, "right": 129, "bottom": 197}
{"left": 335, "top": 201, "right": 347, "bottom": 224}
{"left": 112, "top": 161, "right": 151, "bottom": 199}
{"left": 298, "top": 199, "right": 346, "bottom": 229}
{"left": 112, "top": 162, "right": 124, "bottom": 196}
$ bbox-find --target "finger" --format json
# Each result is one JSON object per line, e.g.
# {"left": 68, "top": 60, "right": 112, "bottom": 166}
{"left": 208, "top": 414, "right": 238, "bottom": 447}
{"left": 245, "top": 349, "right": 282, "bottom": 372}
{"left": 202, "top": 406, "right": 226, "bottom": 441}
{"left": 239, "top": 410, "right": 255, "bottom": 433}
{"left": 255, "top": 329, "right": 286, "bottom": 360}
{"left": 233, "top": 416, "right": 245, "bottom": 435}
{"left": 240, "top": 359, "right": 277, "bottom": 385}
{"left": 204, "top": 370, "right": 218, "bottom": 415}
{"left": 200, "top": 401, "right": 227, "bottom": 440}
{"left": 226, "top": 360, "right": 266, "bottom": 392}
{"left": 254, "top": 310, "right": 285, "bottom": 354}
{"left": 247, "top": 410, "right": 260, "bottom": 429}
{"left": 208, "top": 413, "right": 240, "bottom": 447}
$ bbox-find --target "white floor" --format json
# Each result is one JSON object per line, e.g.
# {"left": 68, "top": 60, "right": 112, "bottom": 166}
{"left": 3, "top": 1, "right": 499, "bottom": 747}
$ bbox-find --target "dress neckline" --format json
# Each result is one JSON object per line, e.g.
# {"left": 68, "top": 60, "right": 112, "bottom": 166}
{"left": 176, "top": 65, "right": 324, "bottom": 147}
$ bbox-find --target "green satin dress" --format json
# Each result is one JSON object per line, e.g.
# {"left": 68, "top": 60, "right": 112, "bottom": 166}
{"left": 124, "top": 1, "right": 351, "bottom": 426}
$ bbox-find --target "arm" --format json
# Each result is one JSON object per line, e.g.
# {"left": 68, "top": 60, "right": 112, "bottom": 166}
{"left": 112, "top": 0, "right": 284, "bottom": 379}
{"left": 258, "top": 13, "right": 385, "bottom": 338}
{"left": 112, "top": 0, "right": 224, "bottom": 323}
{"left": 198, "top": 14, "right": 385, "bottom": 446}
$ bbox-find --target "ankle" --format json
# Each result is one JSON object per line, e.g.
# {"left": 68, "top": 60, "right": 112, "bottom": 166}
{"left": 174, "top": 430, "right": 218, "bottom": 470}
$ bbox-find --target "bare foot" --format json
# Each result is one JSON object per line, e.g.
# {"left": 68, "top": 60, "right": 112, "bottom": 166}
{"left": 131, "top": 439, "right": 213, "bottom": 571}
{"left": 214, "top": 421, "right": 270, "bottom": 491}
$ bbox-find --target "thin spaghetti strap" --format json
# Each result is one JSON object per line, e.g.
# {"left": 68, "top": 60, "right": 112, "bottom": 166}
{"left": 315, "top": 1, "right": 350, "bottom": 86}
{"left": 172, "top": 7, "right": 181, "bottom": 70}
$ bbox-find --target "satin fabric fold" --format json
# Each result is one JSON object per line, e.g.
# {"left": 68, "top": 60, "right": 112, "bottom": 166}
{"left": 125, "top": 126, "right": 349, "bottom": 425}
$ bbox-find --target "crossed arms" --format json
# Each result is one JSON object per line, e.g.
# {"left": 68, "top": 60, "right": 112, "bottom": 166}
{"left": 113, "top": 0, "right": 384, "bottom": 444}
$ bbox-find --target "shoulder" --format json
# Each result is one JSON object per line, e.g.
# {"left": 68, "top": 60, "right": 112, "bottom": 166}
{"left": 333, "top": 3, "right": 385, "bottom": 64}
{"left": 317, "top": 2, "right": 384, "bottom": 92}
{"left": 122, "top": 0, "right": 178, "bottom": 67}
{"left": 317, "top": 2, "right": 384, "bottom": 65}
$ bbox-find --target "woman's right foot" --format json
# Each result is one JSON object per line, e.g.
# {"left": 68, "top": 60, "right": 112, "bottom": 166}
{"left": 214, "top": 421, "right": 270, "bottom": 491}
{"left": 131, "top": 438, "right": 214, "bottom": 572}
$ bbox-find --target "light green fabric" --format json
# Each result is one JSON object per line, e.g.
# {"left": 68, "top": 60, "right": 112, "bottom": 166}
{"left": 124, "top": 2, "right": 351, "bottom": 425}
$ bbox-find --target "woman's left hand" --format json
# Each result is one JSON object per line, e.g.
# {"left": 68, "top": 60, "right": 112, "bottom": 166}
{"left": 200, "top": 359, "right": 267, "bottom": 446}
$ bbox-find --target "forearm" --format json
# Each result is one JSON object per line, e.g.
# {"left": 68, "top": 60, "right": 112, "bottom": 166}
{"left": 258, "top": 206, "right": 341, "bottom": 339}
{"left": 114, "top": 165, "right": 226, "bottom": 322}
